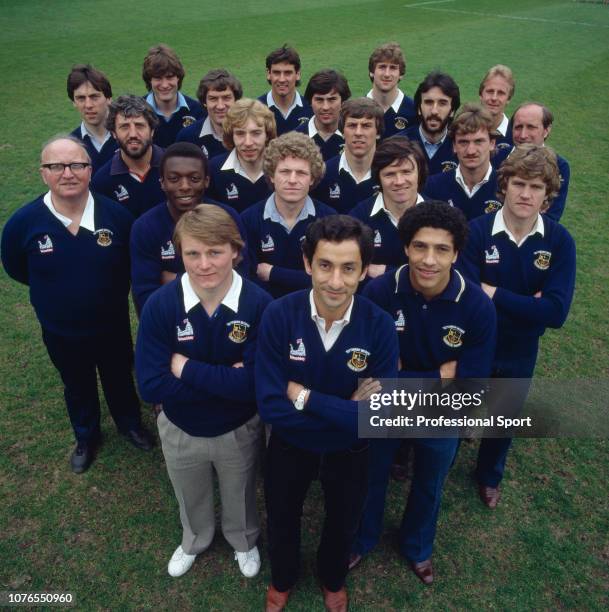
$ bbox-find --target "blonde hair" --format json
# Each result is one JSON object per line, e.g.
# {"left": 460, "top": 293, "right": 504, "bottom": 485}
{"left": 223, "top": 98, "right": 277, "bottom": 150}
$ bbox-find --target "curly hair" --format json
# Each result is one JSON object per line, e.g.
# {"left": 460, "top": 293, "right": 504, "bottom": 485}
{"left": 105, "top": 95, "right": 159, "bottom": 132}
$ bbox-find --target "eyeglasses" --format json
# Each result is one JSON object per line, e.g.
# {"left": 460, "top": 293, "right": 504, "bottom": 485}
{"left": 41, "top": 162, "right": 91, "bottom": 174}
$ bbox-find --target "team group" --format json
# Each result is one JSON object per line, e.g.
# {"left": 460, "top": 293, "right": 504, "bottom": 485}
{"left": 1, "top": 42, "right": 576, "bottom": 611}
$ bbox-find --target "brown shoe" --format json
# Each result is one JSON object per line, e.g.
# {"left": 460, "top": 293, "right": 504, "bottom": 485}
{"left": 410, "top": 559, "right": 434, "bottom": 585}
{"left": 478, "top": 484, "right": 501, "bottom": 509}
{"left": 322, "top": 586, "right": 348, "bottom": 612}
{"left": 265, "top": 584, "right": 290, "bottom": 612}
{"left": 347, "top": 552, "right": 362, "bottom": 571}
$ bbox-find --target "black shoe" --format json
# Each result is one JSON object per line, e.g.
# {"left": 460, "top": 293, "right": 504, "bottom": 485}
{"left": 123, "top": 427, "right": 154, "bottom": 451}
{"left": 70, "top": 441, "right": 94, "bottom": 474}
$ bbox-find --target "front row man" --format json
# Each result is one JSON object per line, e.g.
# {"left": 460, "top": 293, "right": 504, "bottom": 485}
{"left": 459, "top": 145, "right": 576, "bottom": 508}
{"left": 1, "top": 136, "right": 153, "bottom": 474}
{"left": 135, "top": 205, "right": 272, "bottom": 578}
{"left": 256, "top": 215, "right": 398, "bottom": 611}
{"left": 349, "top": 202, "right": 496, "bottom": 584}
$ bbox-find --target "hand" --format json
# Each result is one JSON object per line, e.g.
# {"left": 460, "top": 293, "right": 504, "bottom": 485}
{"left": 481, "top": 282, "right": 497, "bottom": 299}
{"left": 534, "top": 291, "right": 542, "bottom": 298}
{"left": 351, "top": 378, "right": 382, "bottom": 401}
{"left": 257, "top": 263, "right": 273, "bottom": 282}
{"left": 287, "top": 381, "right": 309, "bottom": 405}
{"left": 232, "top": 361, "right": 244, "bottom": 368}
{"left": 367, "top": 263, "right": 386, "bottom": 279}
{"left": 439, "top": 361, "right": 457, "bottom": 379}
{"left": 160, "top": 270, "right": 177, "bottom": 285}
{"left": 170, "top": 353, "right": 189, "bottom": 378}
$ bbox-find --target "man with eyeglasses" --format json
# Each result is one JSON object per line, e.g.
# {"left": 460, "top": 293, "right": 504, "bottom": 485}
{"left": 1, "top": 135, "right": 153, "bottom": 474}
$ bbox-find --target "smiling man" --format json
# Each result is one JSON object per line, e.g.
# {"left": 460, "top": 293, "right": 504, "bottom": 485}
{"left": 366, "top": 42, "right": 416, "bottom": 137}
{"left": 425, "top": 103, "right": 502, "bottom": 221}
{"left": 256, "top": 215, "right": 398, "bottom": 611}
{"left": 399, "top": 71, "right": 461, "bottom": 176}
{"left": 297, "top": 69, "right": 351, "bottom": 161}
{"left": 67, "top": 64, "right": 117, "bottom": 172}
{"left": 349, "top": 201, "right": 496, "bottom": 584}
{"left": 312, "top": 97, "right": 383, "bottom": 214}
{"left": 207, "top": 98, "right": 277, "bottom": 213}
{"left": 258, "top": 45, "right": 312, "bottom": 136}
{"left": 458, "top": 145, "right": 575, "bottom": 509}
{"left": 240, "top": 131, "right": 335, "bottom": 298}
{"left": 136, "top": 204, "right": 271, "bottom": 579}
{"left": 92, "top": 95, "right": 165, "bottom": 218}
{"left": 142, "top": 44, "right": 203, "bottom": 148}
{"left": 479, "top": 65, "right": 515, "bottom": 154}
{"left": 130, "top": 142, "right": 249, "bottom": 314}
{"left": 2, "top": 136, "right": 153, "bottom": 473}
{"left": 176, "top": 69, "right": 243, "bottom": 159}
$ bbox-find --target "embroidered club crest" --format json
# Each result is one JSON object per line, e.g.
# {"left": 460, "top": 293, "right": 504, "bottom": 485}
{"left": 298, "top": 116, "right": 309, "bottom": 126}
{"left": 94, "top": 229, "right": 113, "bottom": 247}
{"left": 182, "top": 115, "right": 196, "bottom": 128}
{"left": 394, "top": 116, "right": 407, "bottom": 130}
{"left": 442, "top": 325, "right": 464, "bottom": 348}
{"left": 227, "top": 320, "right": 250, "bottom": 343}
{"left": 484, "top": 200, "right": 502, "bottom": 214}
{"left": 485, "top": 245, "right": 500, "bottom": 264}
{"left": 38, "top": 234, "right": 53, "bottom": 254}
{"left": 177, "top": 318, "right": 194, "bottom": 342}
{"left": 496, "top": 142, "right": 511, "bottom": 151}
{"left": 533, "top": 250, "right": 551, "bottom": 270}
{"left": 161, "top": 241, "right": 176, "bottom": 260}
{"left": 395, "top": 309, "right": 406, "bottom": 332}
{"left": 346, "top": 347, "right": 370, "bottom": 372}
{"left": 442, "top": 161, "right": 458, "bottom": 173}
{"left": 289, "top": 339, "right": 306, "bottom": 362}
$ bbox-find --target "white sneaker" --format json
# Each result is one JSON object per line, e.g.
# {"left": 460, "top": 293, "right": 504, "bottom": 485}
{"left": 234, "top": 546, "right": 261, "bottom": 578}
{"left": 168, "top": 545, "right": 197, "bottom": 577}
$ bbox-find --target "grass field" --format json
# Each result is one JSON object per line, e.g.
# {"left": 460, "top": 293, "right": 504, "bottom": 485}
{"left": 1, "top": 0, "right": 608, "bottom": 609}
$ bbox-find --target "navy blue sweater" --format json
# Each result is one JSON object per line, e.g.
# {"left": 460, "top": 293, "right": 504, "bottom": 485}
{"left": 91, "top": 145, "right": 165, "bottom": 218}
{"left": 1, "top": 193, "right": 133, "bottom": 336}
{"left": 457, "top": 212, "right": 576, "bottom": 359}
{"left": 240, "top": 197, "right": 336, "bottom": 298}
{"left": 255, "top": 290, "right": 399, "bottom": 452}
{"left": 207, "top": 152, "right": 272, "bottom": 213}
{"left": 257, "top": 92, "right": 313, "bottom": 135}
{"left": 424, "top": 167, "right": 502, "bottom": 221}
{"left": 363, "top": 266, "right": 496, "bottom": 378}
{"left": 130, "top": 200, "right": 250, "bottom": 314}
{"left": 147, "top": 93, "right": 204, "bottom": 148}
{"left": 175, "top": 119, "right": 228, "bottom": 159}
{"left": 136, "top": 274, "right": 272, "bottom": 436}
{"left": 311, "top": 155, "right": 379, "bottom": 214}
{"left": 70, "top": 126, "right": 117, "bottom": 173}
{"left": 295, "top": 121, "right": 345, "bottom": 161}
{"left": 398, "top": 125, "right": 458, "bottom": 176}
{"left": 379, "top": 93, "right": 417, "bottom": 137}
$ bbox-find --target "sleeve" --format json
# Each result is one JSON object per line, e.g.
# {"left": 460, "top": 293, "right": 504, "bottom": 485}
{"left": 493, "top": 231, "right": 576, "bottom": 329}
{"left": 135, "top": 293, "right": 202, "bottom": 404}
{"left": 255, "top": 304, "right": 330, "bottom": 432}
{"left": 544, "top": 158, "right": 570, "bottom": 222}
{"left": 456, "top": 222, "right": 484, "bottom": 284}
{"left": 221, "top": 204, "right": 251, "bottom": 278}
{"left": 130, "top": 218, "right": 161, "bottom": 315}
{"left": 180, "top": 293, "right": 272, "bottom": 401}
{"left": 240, "top": 208, "right": 260, "bottom": 279}
{"left": 1, "top": 212, "right": 29, "bottom": 285}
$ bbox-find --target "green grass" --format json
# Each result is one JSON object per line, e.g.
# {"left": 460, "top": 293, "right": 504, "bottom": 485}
{"left": 1, "top": 0, "right": 608, "bottom": 609}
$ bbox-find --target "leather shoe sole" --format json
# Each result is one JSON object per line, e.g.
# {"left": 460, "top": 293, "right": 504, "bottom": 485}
{"left": 411, "top": 559, "right": 434, "bottom": 584}
{"left": 478, "top": 484, "right": 501, "bottom": 509}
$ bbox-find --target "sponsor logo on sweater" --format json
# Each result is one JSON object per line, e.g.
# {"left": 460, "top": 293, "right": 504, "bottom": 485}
{"left": 161, "top": 241, "right": 176, "bottom": 260}
{"left": 289, "top": 339, "right": 306, "bottom": 361}
{"left": 485, "top": 245, "right": 500, "bottom": 264}
{"left": 38, "top": 234, "right": 53, "bottom": 254}
{"left": 177, "top": 318, "right": 194, "bottom": 341}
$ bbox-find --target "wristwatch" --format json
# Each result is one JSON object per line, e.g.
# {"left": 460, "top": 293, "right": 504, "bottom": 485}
{"left": 294, "top": 388, "right": 309, "bottom": 411}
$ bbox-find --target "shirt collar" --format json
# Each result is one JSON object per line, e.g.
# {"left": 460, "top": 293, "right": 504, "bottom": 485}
{"left": 497, "top": 114, "right": 509, "bottom": 137}
{"left": 370, "top": 192, "right": 424, "bottom": 225}
{"left": 146, "top": 91, "right": 189, "bottom": 117}
{"left": 198, "top": 116, "right": 223, "bottom": 142}
{"left": 395, "top": 264, "right": 466, "bottom": 302}
{"left": 309, "top": 289, "right": 354, "bottom": 325}
{"left": 419, "top": 124, "right": 448, "bottom": 146}
{"left": 491, "top": 207, "right": 545, "bottom": 246}
{"left": 266, "top": 90, "right": 303, "bottom": 117}
{"left": 263, "top": 194, "right": 316, "bottom": 227}
{"left": 43, "top": 190, "right": 95, "bottom": 231}
{"left": 111, "top": 144, "right": 162, "bottom": 176}
{"left": 181, "top": 269, "right": 243, "bottom": 313}
{"left": 307, "top": 115, "right": 341, "bottom": 138}
{"left": 220, "top": 148, "right": 263, "bottom": 182}
{"left": 366, "top": 89, "right": 405, "bottom": 113}
{"left": 79, "top": 122, "right": 111, "bottom": 147}
{"left": 455, "top": 164, "right": 493, "bottom": 197}
{"left": 339, "top": 152, "right": 371, "bottom": 183}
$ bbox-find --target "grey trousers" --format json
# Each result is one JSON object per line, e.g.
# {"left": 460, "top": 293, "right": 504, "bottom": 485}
{"left": 157, "top": 411, "right": 261, "bottom": 555}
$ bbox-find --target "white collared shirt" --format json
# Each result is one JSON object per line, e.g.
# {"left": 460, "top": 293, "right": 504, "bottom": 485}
{"left": 497, "top": 114, "right": 509, "bottom": 137}
{"left": 80, "top": 122, "right": 111, "bottom": 152}
{"left": 339, "top": 152, "right": 371, "bottom": 184}
{"left": 220, "top": 149, "right": 263, "bottom": 182}
{"left": 491, "top": 207, "right": 545, "bottom": 247}
{"left": 370, "top": 192, "right": 425, "bottom": 227}
{"left": 309, "top": 290, "right": 353, "bottom": 351}
{"left": 43, "top": 191, "right": 96, "bottom": 231}
{"left": 366, "top": 88, "right": 404, "bottom": 113}
{"left": 307, "top": 116, "right": 342, "bottom": 139}
{"left": 198, "top": 116, "right": 223, "bottom": 142}
{"left": 181, "top": 269, "right": 242, "bottom": 313}
{"left": 455, "top": 164, "right": 493, "bottom": 198}
{"left": 266, "top": 90, "right": 303, "bottom": 119}
{"left": 263, "top": 194, "right": 316, "bottom": 232}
